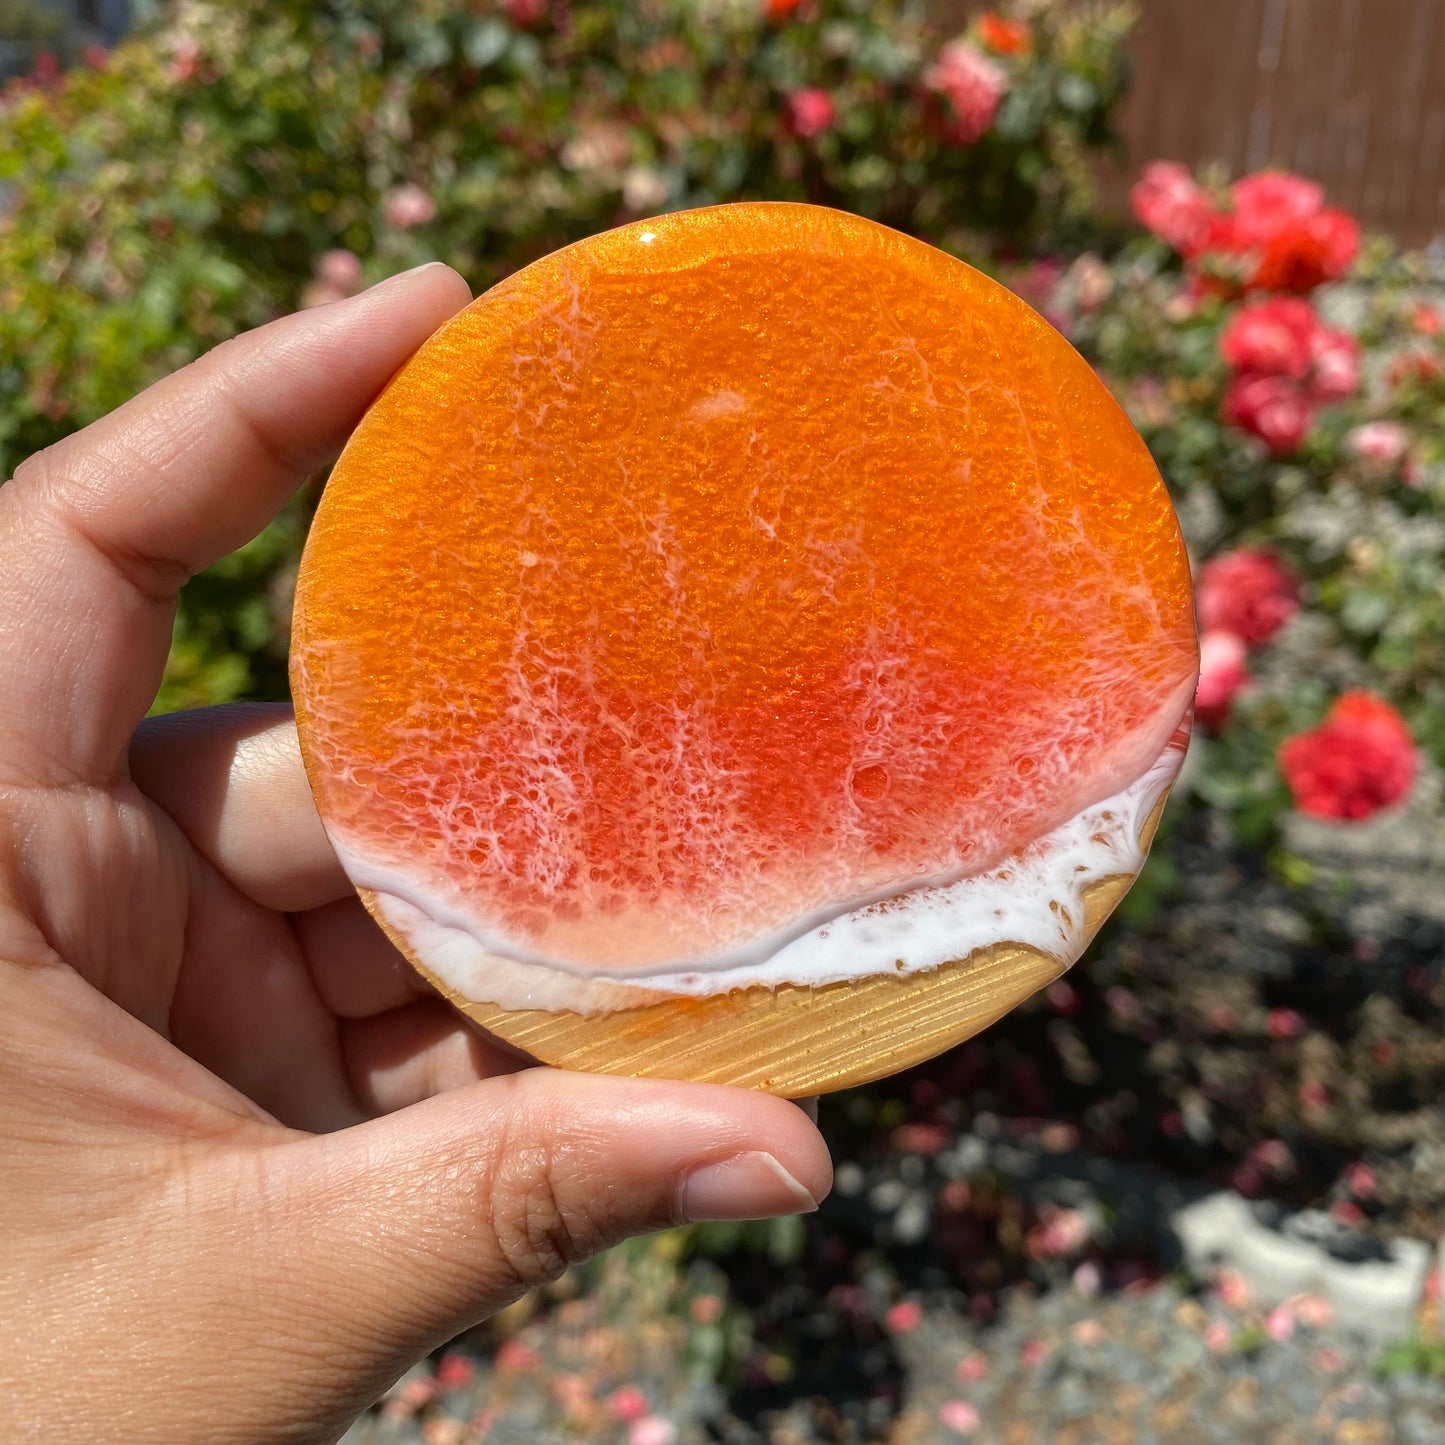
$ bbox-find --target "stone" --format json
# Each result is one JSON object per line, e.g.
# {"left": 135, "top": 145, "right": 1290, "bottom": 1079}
{"left": 1172, "top": 1191, "right": 1431, "bottom": 1342}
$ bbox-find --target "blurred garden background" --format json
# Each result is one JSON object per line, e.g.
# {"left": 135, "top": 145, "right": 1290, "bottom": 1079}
{"left": 5, "top": 1, "right": 1445, "bottom": 1441}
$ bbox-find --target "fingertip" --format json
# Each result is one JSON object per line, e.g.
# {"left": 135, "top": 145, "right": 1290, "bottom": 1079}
{"left": 368, "top": 260, "right": 474, "bottom": 304}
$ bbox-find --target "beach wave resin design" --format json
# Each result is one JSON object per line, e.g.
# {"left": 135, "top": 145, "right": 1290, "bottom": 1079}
{"left": 292, "top": 203, "right": 1199, "bottom": 1023}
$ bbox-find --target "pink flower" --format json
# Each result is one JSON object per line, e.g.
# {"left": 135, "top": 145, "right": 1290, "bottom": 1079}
{"left": 1072, "top": 1318, "right": 1105, "bottom": 1346}
{"left": 1309, "top": 326, "right": 1360, "bottom": 400}
{"left": 169, "top": 34, "right": 201, "bottom": 84}
{"left": 690, "top": 1293, "right": 724, "bottom": 1325}
{"left": 1331, "top": 1198, "right": 1367, "bottom": 1227}
{"left": 939, "top": 1400, "right": 982, "bottom": 1436}
{"left": 1346, "top": 421, "right": 1412, "bottom": 468}
{"left": 1411, "top": 303, "right": 1443, "bottom": 336}
{"left": 382, "top": 1374, "right": 438, "bottom": 1420}
{"left": 1249, "top": 1138, "right": 1293, "bottom": 1172}
{"left": 1194, "top": 633, "right": 1247, "bottom": 731}
{"left": 606, "top": 1386, "right": 650, "bottom": 1423}
{"left": 629, "top": 1417, "right": 676, "bottom": 1445}
{"left": 1026, "top": 1206, "right": 1090, "bottom": 1260}
{"left": 1279, "top": 692, "right": 1419, "bottom": 821}
{"left": 1221, "top": 372, "right": 1314, "bottom": 456}
{"left": 955, "top": 1350, "right": 989, "bottom": 1383}
{"left": 1295, "top": 1294, "right": 1335, "bottom": 1329}
{"left": 384, "top": 183, "right": 437, "bottom": 230}
{"left": 1215, "top": 1269, "right": 1252, "bottom": 1311}
{"left": 1205, "top": 1320, "right": 1234, "bottom": 1352}
{"left": 1266, "top": 1302, "right": 1296, "bottom": 1342}
{"left": 1314, "top": 1347, "right": 1345, "bottom": 1372}
{"left": 1072, "top": 1261, "right": 1103, "bottom": 1298}
{"left": 495, "top": 1339, "right": 540, "bottom": 1371}
{"left": 785, "top": 87, "right": 837, "bottom": 138}
{"left": 1046, "top": 979, "right": 1081, "bottom": 1016}
{"left": 924, "top": 41, "right": 1008, "bottom": 145}
{"left": 1344, "top": 1161, "right": 1377, "bottom": 1198}
{"left": 1131, "top": 161, "right": 1217, "bottom": 255}
{"left": 1266, "top": 1007, "right": 1306, "bottom": 1039}
{"left": 435, "top": 1352, "right": 474, "bottom": 1390}
{"left": 893, "top": 1122, "right": 952, "bottom": 1155}
{"left": 1299, "top": 1080, "right": 1332, "bottom": 1110}
{"left": 1197, "top": 549, "right": 1300, "bottom": 645}
{"left": 885, "top": 1299, "right": 923, "bottom": 1334}
{"left": 1019, "top": 1338, "right": 1050, "bottom": 1370}
{"left": 316, "top": 248, "right": 363, "bottom": 293}
{"left": 1220, "top": 297, "right": 1317, "bottom": 379}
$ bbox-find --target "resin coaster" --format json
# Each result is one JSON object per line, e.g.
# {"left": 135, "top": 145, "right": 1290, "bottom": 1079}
{"left": 292, "top": 202, "right": 1198, "bottom": 1096}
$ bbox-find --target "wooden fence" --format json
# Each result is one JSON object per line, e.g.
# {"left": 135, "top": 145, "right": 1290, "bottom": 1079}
{"left": 932, "top": 0, "right": 1445, "bottom": 244}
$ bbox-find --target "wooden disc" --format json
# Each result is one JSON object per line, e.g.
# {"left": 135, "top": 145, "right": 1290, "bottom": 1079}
{"left": 372, "top": 792, "right": 1167, "bottom": 1097}
{"left": 293, "top": 202, "right": 1197, "bottom": 1098}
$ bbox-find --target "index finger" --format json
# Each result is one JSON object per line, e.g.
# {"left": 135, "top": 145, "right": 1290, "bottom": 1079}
{"left": 129, "top": 703, "right": 350, "bottom": 913}
{"left": 0, "top": 264, "right": 473, "bottom": 786}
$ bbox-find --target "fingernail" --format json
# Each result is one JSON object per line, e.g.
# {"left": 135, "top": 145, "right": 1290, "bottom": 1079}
{"left": 680, "top": 1151, "right": 820, "bottom": 1222}
{"left": 369, "top": 261, "right": 448, "bottom": 293}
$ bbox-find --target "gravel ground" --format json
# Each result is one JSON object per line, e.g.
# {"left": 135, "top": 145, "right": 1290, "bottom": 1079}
{"left": 341, "top": 1268, "right": 1445, "bottom": 1445}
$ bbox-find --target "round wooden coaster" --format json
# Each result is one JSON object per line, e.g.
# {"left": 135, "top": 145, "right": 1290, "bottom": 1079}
{"left": 373, "top": 792, "right": 1168, "bottom": 1098}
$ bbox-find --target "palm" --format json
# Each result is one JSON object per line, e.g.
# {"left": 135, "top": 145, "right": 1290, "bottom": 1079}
{"left": 29, "top": 763, "right": 370, "bottom": 1133}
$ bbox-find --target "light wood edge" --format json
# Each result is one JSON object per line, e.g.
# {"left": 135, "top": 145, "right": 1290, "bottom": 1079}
{"left": 367, "top": 790, "right": 1170, "bottom": 1098}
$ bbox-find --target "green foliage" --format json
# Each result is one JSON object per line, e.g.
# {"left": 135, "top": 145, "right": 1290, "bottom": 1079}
{"left": 0, "top": 0, "right": 1132, "bottom": 708}
{"left": 1376, "top": 1330, "right": 1445, "bottom": 1380}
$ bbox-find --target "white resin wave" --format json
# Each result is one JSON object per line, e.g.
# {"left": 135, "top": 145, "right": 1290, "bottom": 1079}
{"left": 330, "top": 720, "right": 1188, "bottom": 1017}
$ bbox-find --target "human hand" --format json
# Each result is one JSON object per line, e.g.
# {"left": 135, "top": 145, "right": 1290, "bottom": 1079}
{"left": 0, "top": 263, "right": 831, "bottom": 1444}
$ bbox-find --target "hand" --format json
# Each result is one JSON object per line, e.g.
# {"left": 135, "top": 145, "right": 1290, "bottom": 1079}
{"left": 0, "top": 264, "right": 831, "bottom": 1445}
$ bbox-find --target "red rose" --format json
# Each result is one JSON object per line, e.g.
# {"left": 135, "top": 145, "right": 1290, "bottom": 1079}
{"left": 784, "top": 86, "right": 836, "bottom": 138}
{"left": 977, "top": 13, "right": 1032, "bottom": 55}
{"left": 1229, "top": 172, "right": 1324, "bottom": 246}
{"left": 1279, "top": 692, "right": 1418, "bottom": 821}
{"left": 502, "top": 0, "right": 548, "bottom": 24}
{"left": 1197, "top": 548, "right": 1300, "bottom": 645}
{"left": 1219, "top": 297, "right": 1317, "bottom": 379}
{"left": 1186, "top": 170, "right": 1360, "bottom": 294}
{"left": 1248, "top": 210, "right": 1361, "bottom": 293}
{"left": 766, "top": 0, "right": 804, "bottom": 18}
{"left": 1131, "top": 161, "right": 1217, "bottom": 256}
{"left": 1221, "top": 372, "right": 1314, "bottom": 456}
{"left": 1194, "top": 630, "right": 1248, "bottom": 732}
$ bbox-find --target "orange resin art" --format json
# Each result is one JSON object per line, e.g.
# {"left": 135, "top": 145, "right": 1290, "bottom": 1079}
{"left": 292, "top": 202, "right": 1198, "bottom": 1093}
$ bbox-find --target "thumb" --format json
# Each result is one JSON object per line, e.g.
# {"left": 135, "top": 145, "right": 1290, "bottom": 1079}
{"left": 256, "top": 1069, "right": 830, "bottom": 1424}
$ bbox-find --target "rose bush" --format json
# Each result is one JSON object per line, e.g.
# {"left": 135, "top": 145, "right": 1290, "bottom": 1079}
{"left": 1042, "top": 162, "right": 1444, "bottom": 847}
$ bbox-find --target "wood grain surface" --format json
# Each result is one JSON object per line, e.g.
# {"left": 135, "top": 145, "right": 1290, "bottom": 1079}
{"left": 376, "top": 792, "right": 1169, "bottom": 1097}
